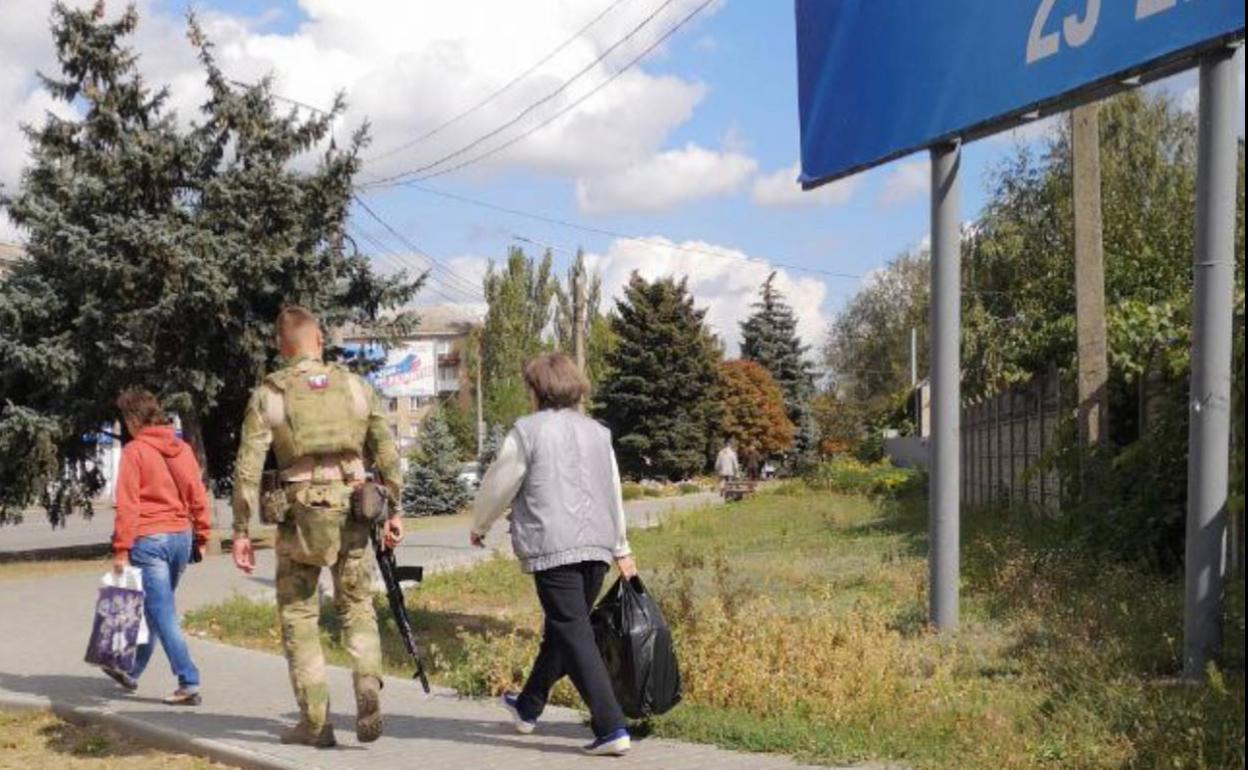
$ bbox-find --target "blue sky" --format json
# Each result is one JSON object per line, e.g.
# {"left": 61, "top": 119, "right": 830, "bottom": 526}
{"left": 3, "top": 0, "right": 1239, "bottom": 353}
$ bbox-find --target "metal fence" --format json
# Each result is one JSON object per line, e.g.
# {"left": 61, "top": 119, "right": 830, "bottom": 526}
{"left": 961, "top": 368, "right": 1067, "bottom": 512}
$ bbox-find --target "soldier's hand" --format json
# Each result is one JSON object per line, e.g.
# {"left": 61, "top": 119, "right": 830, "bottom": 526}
{"left": 384, "top": 515, "right": 404, "bottom": 550}
{"left": 232, "top": 536, "right": 255, "bottom": 574}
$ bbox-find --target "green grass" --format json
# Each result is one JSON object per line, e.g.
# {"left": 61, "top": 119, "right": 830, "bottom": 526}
{"left": 186, "top": 490, "right": 1246, "bottom": 769}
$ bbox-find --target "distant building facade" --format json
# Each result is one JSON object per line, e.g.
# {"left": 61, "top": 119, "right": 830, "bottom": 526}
{"left": 340, "top": 304, "right": 483, "bottom": 457}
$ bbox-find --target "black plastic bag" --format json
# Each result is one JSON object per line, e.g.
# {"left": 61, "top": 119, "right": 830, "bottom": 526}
{"left": 591, "top": 574, "right": 682, "bottom": 719}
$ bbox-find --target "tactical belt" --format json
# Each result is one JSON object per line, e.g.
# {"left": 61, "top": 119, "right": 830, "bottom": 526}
{"left": 279, "top": 453, "right": 366, "bottom": 486}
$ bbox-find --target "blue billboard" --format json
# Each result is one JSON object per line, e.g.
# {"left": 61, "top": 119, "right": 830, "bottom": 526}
{"left": 796, "top": 0, "right": 1245, "bottom": 188}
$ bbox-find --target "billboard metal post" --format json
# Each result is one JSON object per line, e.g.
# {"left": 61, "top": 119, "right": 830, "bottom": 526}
{"left": 929, "top": 140, "right": 962, "bottom": 633}
{"left": 1183, "top": 45, "right": 1242, "bottom": 680}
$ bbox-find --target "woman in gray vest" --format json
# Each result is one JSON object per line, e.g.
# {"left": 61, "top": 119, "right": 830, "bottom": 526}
{"left": 470, "top": 353, "right": 636, "bottom": 757}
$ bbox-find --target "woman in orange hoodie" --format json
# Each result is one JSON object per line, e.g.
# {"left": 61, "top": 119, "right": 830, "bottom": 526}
{"left": 104, "top": 388, "right": 211, "bottom": 705}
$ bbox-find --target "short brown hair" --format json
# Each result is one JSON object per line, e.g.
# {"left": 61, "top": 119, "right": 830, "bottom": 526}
{"left": 116, "top": 387, "right": 169, "bottom": 428}
{"left": 275, "top": 304, "right": 320, "bottom": 345}
{"left": 523, "top": 353, "right": 589, "bottom": 410}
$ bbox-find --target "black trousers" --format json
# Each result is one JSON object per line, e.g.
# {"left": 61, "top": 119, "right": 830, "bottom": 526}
{"left": 516, "top": 561, "right": 627, "bottom": 737}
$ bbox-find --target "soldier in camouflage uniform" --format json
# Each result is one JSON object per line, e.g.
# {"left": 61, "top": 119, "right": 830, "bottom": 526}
{"left": 230, "top": 305, "right": 404, "bottom": 748}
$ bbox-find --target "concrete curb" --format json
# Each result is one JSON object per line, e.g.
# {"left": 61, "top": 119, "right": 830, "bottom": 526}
{"left": 0, "top": 691, "right": 307, "bottom": 770}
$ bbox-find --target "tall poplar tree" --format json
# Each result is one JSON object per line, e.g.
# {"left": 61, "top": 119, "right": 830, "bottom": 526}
{"left": 598, "top": 274, "right": 721, "bottom": 480}
{"left": 480, "top": 246, "right": 556, "bottom": 429}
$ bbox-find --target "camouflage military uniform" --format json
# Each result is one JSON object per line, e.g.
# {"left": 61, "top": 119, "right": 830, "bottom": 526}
{"left": 232, "top": 355, "right": 401, "bottom": 736}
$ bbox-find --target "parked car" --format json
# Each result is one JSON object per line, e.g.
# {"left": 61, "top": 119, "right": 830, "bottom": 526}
{"left": 458, "top": 461, "right": 481, "bottom": 492}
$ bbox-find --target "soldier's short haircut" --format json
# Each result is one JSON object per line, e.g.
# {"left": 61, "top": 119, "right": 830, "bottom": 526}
{"left": 275, "top": 304, "right": 320, "bottom": 344}
{"left": 116, "top": 387, "right": 170, "bottom": 428}
{"left": 523, "top": 353, "right": 589, "bottom": 411}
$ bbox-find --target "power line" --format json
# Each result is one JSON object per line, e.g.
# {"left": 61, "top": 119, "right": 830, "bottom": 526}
{"left": 387, "top": 0, "right": 716, "bottom": 184}
{"left": 366, "top": 0, "right": 633, "bottom": 165}
{"left": 348, "top": 224, "right": 483, "bottom": 305}
{"left": 351, "top": 194, "right": 485, "bottom": 298}
{"left": 365, "top": 0, "right": 686, "bottom": 186}
{"left": 396, "top": 184, "right": 865, "bottom": 281}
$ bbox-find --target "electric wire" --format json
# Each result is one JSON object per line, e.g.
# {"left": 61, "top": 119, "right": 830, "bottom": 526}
{"left": 365, "top": 0, "right": 633, "bottom": 164}
{"left": 364, "top": 0, "right": 689, "bottom": 186}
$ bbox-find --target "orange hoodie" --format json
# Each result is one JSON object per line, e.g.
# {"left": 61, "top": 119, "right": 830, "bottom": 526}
{"left": 113, "top": 425, "right": 212, "bottom": 557}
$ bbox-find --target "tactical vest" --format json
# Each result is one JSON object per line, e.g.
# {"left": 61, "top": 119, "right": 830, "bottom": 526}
{"left": 264, "top": 362, "right": 369, "bottom": 470}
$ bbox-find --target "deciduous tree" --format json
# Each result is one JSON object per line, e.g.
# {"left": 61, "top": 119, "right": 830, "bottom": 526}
{"left": 718, "top": 360, "right": 795, "bottom": 467}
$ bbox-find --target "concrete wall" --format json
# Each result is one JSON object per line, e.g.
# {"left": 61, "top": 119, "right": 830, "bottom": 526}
{"left": 885, "top": 436, "right": 930, "bottom": 470}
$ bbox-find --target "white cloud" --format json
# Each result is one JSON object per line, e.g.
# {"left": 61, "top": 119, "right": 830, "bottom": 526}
{"left": 878, "top": 160, "right": 929, "bottom": 207}
{"left": 0, "top": 0, "right": 721, "bottom": 195}
{"left": 584, "top": 237, "right": 828, "bottom": 357}
{"left": 752, "top": 160, "right": 859, "bottom": 208}
{"left": 575, "top": 143, "right": 756, "bottom": 214}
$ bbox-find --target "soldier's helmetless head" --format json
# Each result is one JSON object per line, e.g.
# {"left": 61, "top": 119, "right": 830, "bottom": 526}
{"left": 276, "top": 304, "right": 324, "bottom": 358}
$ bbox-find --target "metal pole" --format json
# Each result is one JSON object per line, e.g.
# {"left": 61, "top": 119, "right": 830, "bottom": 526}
{"left": 1183, "top": 46, "right": 1241, "bottom": 681}
{"left": 475, "top": 335, "right": 485, "bottom": 457}
{"left": 929, "top": 140, "right": 961, "bottom": 632}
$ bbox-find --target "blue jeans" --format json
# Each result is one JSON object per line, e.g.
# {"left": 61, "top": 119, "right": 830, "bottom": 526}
{"left": 127, "top": 531, "right": 200, "bottom": 691}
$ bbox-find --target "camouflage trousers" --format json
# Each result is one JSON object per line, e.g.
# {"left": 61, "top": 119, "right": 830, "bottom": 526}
{"left": 275, "top": 513, "right": 382, "bottom": 728}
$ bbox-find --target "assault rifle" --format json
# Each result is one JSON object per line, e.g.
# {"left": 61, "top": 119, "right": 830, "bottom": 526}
{"left": 367, "top": 492, "right": 431, "bottom": 693}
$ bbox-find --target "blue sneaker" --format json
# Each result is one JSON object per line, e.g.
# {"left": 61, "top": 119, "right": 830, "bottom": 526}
{"left": 500, "top": 692, "right": 537, "bottom": 734}
{"left": 582, "top": 728, "right": 631, "bottom": 756}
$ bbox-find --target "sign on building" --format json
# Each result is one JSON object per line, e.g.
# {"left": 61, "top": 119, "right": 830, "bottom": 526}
{"left": 347, "top": 341, "right": 438, "bottom": 398}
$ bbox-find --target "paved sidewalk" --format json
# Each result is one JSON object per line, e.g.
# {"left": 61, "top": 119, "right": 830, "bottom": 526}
{"left": 0, "top": 492, "right": 848, "bottom": 770}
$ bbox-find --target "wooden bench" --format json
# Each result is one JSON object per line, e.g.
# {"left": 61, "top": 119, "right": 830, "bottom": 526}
{"left": 721, "top": 480, "right": 757, "bottom": 503}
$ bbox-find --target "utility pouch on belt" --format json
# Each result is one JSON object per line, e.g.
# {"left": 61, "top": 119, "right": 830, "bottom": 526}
{"left": 283, "top": 484, "right": 351, "bottom": 566}
{"left": 350, "top": 481, "right": 390, "bottom": 524}
{"left": 259, "top": 470, "right": 289, "bottom": 525}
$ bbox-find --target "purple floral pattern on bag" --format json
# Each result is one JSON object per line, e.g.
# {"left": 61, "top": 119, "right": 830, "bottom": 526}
{"left": 84, "top": 585, "right": 145, "bottom": 672}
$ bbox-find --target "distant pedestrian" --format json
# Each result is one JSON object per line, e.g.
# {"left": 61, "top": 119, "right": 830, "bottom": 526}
{"left": 716, "top": 438, "right": 740, "bottom": 490}
{"left": 471, "top": 353, "right": 636, "bottom": 757}
{"left": 104, "top": 388, "right": 210, "bottom": 705}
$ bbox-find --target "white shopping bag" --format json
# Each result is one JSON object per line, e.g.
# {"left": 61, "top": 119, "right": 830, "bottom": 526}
{"left": 101, "top": 566, "right": 150, "bottom": 646}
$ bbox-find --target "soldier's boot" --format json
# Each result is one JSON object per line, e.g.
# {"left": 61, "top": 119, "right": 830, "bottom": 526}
{"left": 355, "top": 675, "right": 384, "bottom": 743}
{"left": 280, "top": 718, "right": 336, "bottom": 748}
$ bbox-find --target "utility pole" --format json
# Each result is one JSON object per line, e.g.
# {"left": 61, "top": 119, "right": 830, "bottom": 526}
{"left": 928, "top": 140, "right": 962, "bottom": 633}
{"left": 1072, "top": 102, "right": 1109, "bottom": 463}
{"left": 573, "top": 268, "right": 587, "bottom": 411}
{"left": 1184, "top": 45, "right": 1241, "bottom": 680}
{"left": 475, "top": 333, "right": 485, "bottom": 458}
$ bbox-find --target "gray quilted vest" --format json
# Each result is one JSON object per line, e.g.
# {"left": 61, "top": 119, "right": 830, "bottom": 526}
{"left": 509, "top": 409, "right": 618, "bottom": 573}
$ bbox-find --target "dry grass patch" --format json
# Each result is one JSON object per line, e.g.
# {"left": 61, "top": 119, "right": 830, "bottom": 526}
{"left": 0, "top": 710, "right": 227, "bottom": 770}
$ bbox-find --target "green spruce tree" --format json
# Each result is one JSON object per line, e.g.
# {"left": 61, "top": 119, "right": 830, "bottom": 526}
{"left": 402, "top": 410, "right": 471, "bottom": 517}
{"left": 598, "top": 274, "right": 722, "bottom": 480}
{"left": 740, "top": 273, "right": 818, "bottom": 467}
{"left": 0, "top": 4, "right": 419, "bottom": 523}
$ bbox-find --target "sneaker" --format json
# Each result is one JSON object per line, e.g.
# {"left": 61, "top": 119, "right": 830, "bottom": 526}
{"left": 280, "top": 719, "right": 336, "bottom": 748}
{"left": 582, "top": 728, "right": 631, "bottom": 756}
{"left": 500, "top": 692, "right": 536, "bottom": 735}
{"left": 102, "top": 667, "right": 137, "bottom": 693}
{"left": 162, "top": 689, "right": 201, "bottom": 707}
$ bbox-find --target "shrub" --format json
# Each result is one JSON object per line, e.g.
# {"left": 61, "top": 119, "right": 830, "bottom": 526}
{"left": 678, "top": 481, "right": 702, "bottom": 495}
{"left": 803, "top": 458, "right": 923, "bottom": 499}
{"left": 621, "top": 482, "right": 645, "bottom": 501}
